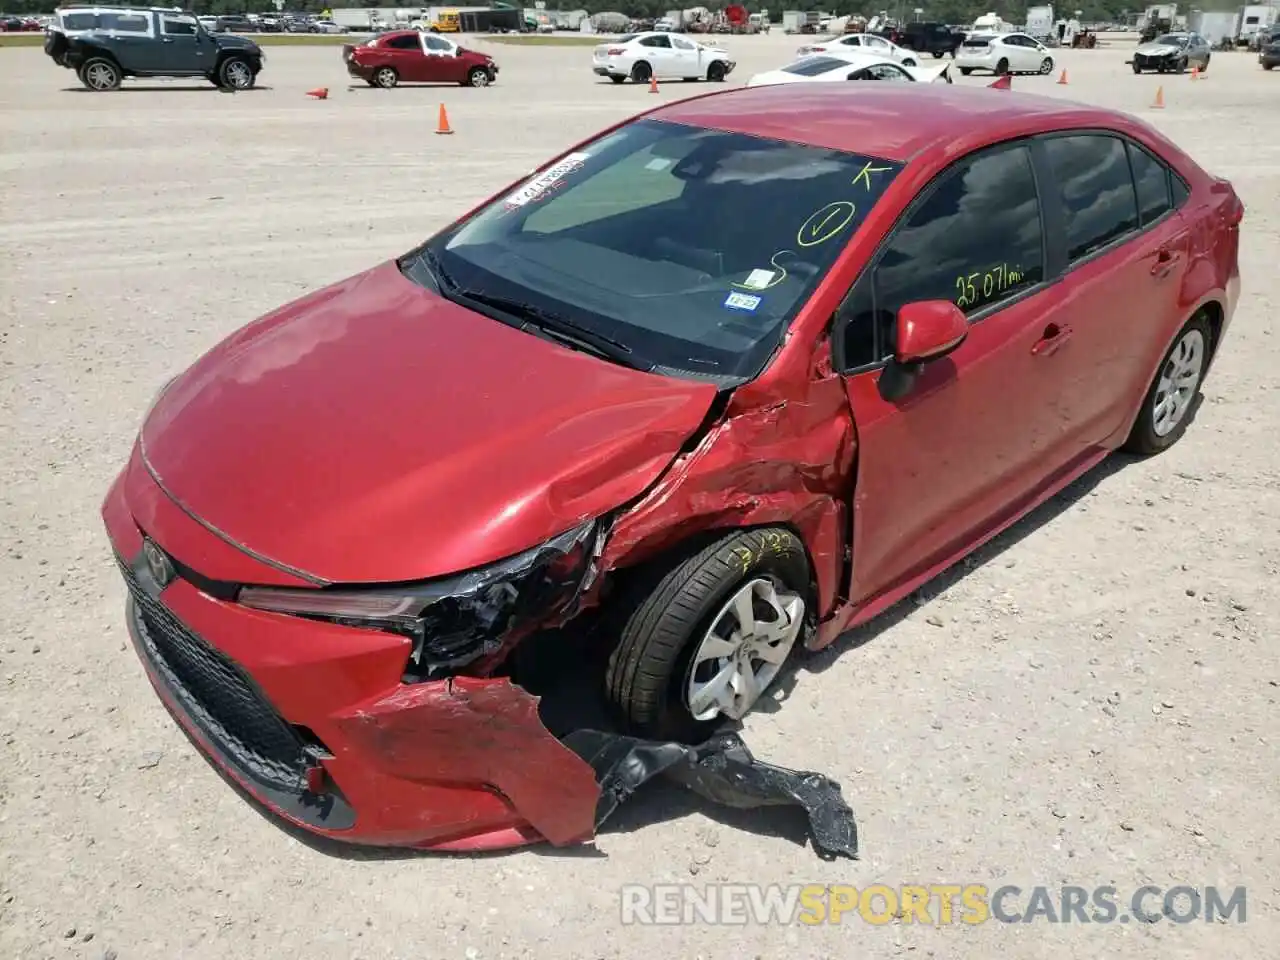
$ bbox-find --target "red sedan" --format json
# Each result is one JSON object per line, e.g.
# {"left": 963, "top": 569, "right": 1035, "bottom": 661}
{"left": 103, "top": 83, "right": 1242, "bottom": 853}
{"left": 343, "top": 30, "right": 498, "bottom": 88}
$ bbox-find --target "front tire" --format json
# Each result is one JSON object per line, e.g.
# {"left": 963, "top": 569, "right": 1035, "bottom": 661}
{"left": 1132, "top": 60, "right": 1142, "bottom": 73}
{"left": 79, "top": 57, "right": 121, "bottom": 91}
{"left": 604, "top": 528, "right": 813, "bottom": 741}
{"left": 609, "top": 74, "right": 626, "bottom": 83}
{"left": 707, "top": 59, "right": 726, "bottom": 81}
{"left": 959, "top": 66, "right": 973, "bottom": 75}
{"left": 218, "top": 55, "right": 254, "bottom": 89}
{"left": 374, "top": 65, "right": 398, "bottom": 88}
{"left": 996, "top": 57, "right": 1010, "bottom": 75}
{"left": 902, "top": 57, "right": 917, "bottom": 67}
{"left": 1123, "top": 315, "right": 1211, "bottom": 455}
{"left": 465, "top": 66, "right": 489, "bottom": 86}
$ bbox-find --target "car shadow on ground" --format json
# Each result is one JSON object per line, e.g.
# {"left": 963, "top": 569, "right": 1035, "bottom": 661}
{"left": 194, "top": 448, "right": 1146, "bottom": 862}
{"left": 59, "top": 85, "right": 273, "bottom": 93}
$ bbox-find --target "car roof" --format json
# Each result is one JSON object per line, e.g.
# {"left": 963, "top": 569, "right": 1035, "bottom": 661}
{"left": 785, "top": 51, "right": 898, "bottom": 69}
{"left": 651, "top": 83, "right": 1132, "bottom": 163}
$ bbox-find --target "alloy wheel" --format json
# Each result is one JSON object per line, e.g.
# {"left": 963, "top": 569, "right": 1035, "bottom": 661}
{"left": 684, "top": 577, "right": 804, "bottom": 722}
{"left": 85, "top": 62, "right": 118, "bottom": 90}
{"left": 1152, "top": 329, "right": 1205, "bottom": 436}
{"left": 224, "top": 60, "right": 252, "bottom": 88}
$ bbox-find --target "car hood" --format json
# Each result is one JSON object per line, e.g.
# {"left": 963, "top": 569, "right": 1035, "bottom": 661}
{"left": 1136, "top": 42, "right": 1181, "bottom": 54}
{"left": 215, "top": 34, "right": 261, "bottom": 52}
{"left": 139, "top": 262, "right": 718, "bottom": 584}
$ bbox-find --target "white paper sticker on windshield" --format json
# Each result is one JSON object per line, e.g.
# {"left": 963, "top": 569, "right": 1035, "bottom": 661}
{"left": 724, "top": 291, "right": 761, "bottom": 312}
{"left": 742, "top": 269, "right": 775, "bottom": 290}
{"left": 644, "top": 157, "right": 672, "bottom": 171}
{"left": 503, "top": 152, "right": 590, "bottom": 209}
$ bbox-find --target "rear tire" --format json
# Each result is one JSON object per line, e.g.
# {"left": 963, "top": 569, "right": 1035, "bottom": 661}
{"left": 1039, "top": 56, "right": 1053, "bottom": 74}
{"left": 931, "top": 49, "right": 943, "bottom": 58}
{"left": 374, "top": 65, "right": 398, "bottom": 88}
{"left": 604, "top": 528, "right": 814, "bottom": 741}
{"left": 1132, "top": 60, "right": 1142, "bottom": 73}
{"left": 609, "top": 74, "right": 626, "bottom": 83}
{"left": 902, "top": 57, "right": 917, "bottom": 66}
{"left": 1122, "top": 315, "right": 1212, "bottom": 456}
{"left": 79, "top": 57, "right": 121, "bottom": 91}
{"left": 959, "top": 66, "right": 973, "bottom": 75}
{"left": 630, "top": 59, "right": 652, "bottom": 82}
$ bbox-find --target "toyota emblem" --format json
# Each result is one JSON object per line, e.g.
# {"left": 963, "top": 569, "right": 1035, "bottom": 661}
{"left": 142, "top": 539, "right": 175, "bottom": 588}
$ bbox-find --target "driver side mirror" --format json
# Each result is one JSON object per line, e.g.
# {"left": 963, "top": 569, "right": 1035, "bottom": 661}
{"left": 878, "top": 300, "right": 968, "bottom": 401}
{"left": 895, "top": 299, "right": 968, "bottom": 364}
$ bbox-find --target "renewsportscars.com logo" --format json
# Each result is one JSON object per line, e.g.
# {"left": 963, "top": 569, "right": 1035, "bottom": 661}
{"left": 619, "top": 884, "right": 1249, "bottom": 926}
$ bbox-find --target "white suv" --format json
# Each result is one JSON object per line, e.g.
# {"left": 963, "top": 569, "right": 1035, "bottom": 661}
{"left": 954, "top": 32, "right": 1055, "bottom": 75}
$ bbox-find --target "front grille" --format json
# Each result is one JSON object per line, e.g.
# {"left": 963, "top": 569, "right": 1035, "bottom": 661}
{"left": 118, "top": 557, "right": 310, "bottom": 792}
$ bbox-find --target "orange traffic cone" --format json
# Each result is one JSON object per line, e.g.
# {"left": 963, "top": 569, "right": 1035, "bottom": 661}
{"left": 1056, "top": 68, "right": 1068, "bottom": 84}
{"left": 436, "top": 103, "right": 453, "bottom": 134}
{"left": 989, "top": 73, "right": 1011, "bottom": 89}
{"left": 649, "top": 74, "right": 659, "bottom": 93}
{"left": 1151, "top": 85, "right": 1164, "bottom": 108}
{"left": 1189, "top": 65, "right": 1200, "bottom": 80}
{"left": 306, "top": 86, "right": 328, "bottom": 99}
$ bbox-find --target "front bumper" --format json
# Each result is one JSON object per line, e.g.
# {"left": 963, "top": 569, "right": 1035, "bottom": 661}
{"left": 1132, "top": 53, "right": 1180, "bottom": 70}
{"left": 102, "top": 446, "right": 603, "bottom": 851}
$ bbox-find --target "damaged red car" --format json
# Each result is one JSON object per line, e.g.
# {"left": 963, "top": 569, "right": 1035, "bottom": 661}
{"left": 103, "top": 83, "right": 1242, "bottom": 853}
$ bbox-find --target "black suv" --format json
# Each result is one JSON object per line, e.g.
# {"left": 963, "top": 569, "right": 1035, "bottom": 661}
{"left": 45, "top": 5, "right": 264, "bottom": 91}
{"left": 886, "top": 21, "right": 966, "bottom": 58}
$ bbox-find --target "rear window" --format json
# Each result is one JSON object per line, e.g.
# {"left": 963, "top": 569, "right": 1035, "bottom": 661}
{"left": 781, "top": 55, "right": 847, "bottom": 76}
{"left": 59, "top": 11, "right": 97, "bottom": 29}
{"left": 615, "top": 32, "right": 637, "bottom": 42}
{"left": 410, "top": 118, "right": 903, "bottom": 382}
{"left": 963, "top": 35, "right": 993, "bottom": 45}
{"left": 99, "top": 12, "right": 149, "bottom": 31}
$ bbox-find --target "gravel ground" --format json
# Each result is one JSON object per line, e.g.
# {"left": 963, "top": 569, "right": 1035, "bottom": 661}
{"left": 1, "top": 33, "right": 1277, "bottom": 960}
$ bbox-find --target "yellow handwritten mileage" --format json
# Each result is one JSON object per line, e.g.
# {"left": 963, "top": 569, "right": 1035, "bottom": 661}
{"left": 954, "top": 264, "right": 1026, "bottom": 309}
{"left": 797, "top": 201, "right": 857, "bottom": 248}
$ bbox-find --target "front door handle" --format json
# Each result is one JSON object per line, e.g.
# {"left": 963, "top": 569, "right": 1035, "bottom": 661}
{"left": 162, "top": 37, "right": 175, "bottom": 42}
{"left": 1031, "top": 322, "right": 1073, "bottom": 357}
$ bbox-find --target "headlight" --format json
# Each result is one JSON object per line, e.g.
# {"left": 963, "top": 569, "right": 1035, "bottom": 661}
{"left": 238, "top": 520, "right": 603, "bottom": 680}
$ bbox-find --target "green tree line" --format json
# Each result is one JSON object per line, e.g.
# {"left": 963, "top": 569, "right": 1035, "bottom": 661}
{"left": 7, "top": 0, "right": 1142, "bottom": 23}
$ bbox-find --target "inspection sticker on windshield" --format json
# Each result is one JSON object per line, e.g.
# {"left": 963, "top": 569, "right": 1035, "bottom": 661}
{"left": 741, "top": 269, "right": 776, "bottom": 290}
{"left": 503, "top": 152, "right": 590, "bottom": 209}
{"left": 724, "top": 291, "right": 762, "bottom": 312}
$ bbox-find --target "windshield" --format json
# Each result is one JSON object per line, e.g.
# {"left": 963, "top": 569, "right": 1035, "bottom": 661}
{"left": 1153, "top": 34, "right": 1187, "bottom": 45}
{"left": 404, "top": 118, "right": 902, "bottom": 382}
{"left": 781, "top": 55, "right": 849, "bottom": 76}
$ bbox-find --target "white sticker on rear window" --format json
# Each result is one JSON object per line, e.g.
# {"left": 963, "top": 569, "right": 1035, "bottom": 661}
{"left": 724, "top": 291, "right": 761, "bottom": 312}
{"left": 741, "top": 269, "right": 775, "bottom": 290}
{"left": 503, "top": 152, "right": 590, "bottom": 209}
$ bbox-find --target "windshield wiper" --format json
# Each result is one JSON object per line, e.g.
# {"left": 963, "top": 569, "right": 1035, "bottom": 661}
{"left": 419, "top": 246, "right": 459, "bottom": 294}
{"left": 457, "top": 289, "right": 647, "bottom": 370}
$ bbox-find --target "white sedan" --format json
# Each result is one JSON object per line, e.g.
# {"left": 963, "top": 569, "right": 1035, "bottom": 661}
{"left": 592, "top": 30, "right": 736, "bottom": 83}
{"left": 953, "top": 32, "right": 1055, "bottom": 75}
{"left": 747, "top": 52, "right": 952, "bottom": 87}
{"left": 311, "top": 19, "right": 347, "bottom": 34}
{"left": 795, "top": 32, "right": 923, "bottom": 66}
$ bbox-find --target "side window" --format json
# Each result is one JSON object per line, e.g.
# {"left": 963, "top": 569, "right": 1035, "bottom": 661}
{"left": 672, "top": 37, "right": 695, "bottom": 50}
{"left": 837, "top": 146, "right": 1044, "bottom": 369}
{"left": 61, "top": 12, "right": 97, "bottom": 29}
{"left": 387, "top": 34, "right": 419, "bottom": 49}
{"left": 841, "top": 35, "right": 861, "bottom": 45}
{"left": 1042, "top": 134, "right": 1139, "bottom": 262}
{"left": 423, "top": 35, "right": 450, "bottom": 51}
{"left": 1171, "top": 174, "right": 1189, "bottom": 207}
{"left": 872, "top": 64, "right": 912, "bottom": 80}
{"left": 161, "top": 15, "right": 197, "bottom": 35}
{"left": 1126, "top": 142, "right": 1172, "bottom": 225}
{"left": 100, "top": 12, "right": 151, "bottom": 32}
{"left": 640, "top": 35, "right": 671, "bottom": 48}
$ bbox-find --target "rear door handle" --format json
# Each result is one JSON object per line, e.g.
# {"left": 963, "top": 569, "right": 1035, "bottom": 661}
{"left": 1031, "top": 322, "right": 1073, "bottom": 357}
{"left": 1151, "top": 247, "right": 1181, "bottom": 276}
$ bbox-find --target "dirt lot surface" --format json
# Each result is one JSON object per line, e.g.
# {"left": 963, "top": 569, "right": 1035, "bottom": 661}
{"left": 1, "top": 32, "right": 1278, "bottom": 960}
